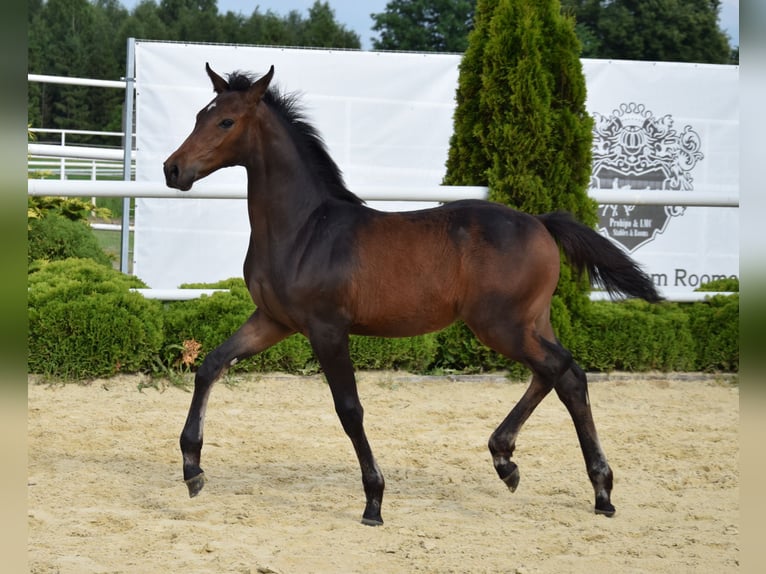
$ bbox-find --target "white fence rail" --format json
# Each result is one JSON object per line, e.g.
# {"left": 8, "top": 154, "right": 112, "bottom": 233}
{"left": 28, "top": 127, "right": 134, "bottom": 181}
{"left": 28, "top": 143, "right": 135, "bottom": 162}
{"left": 131, "top": 288, "right": 227, "bottom": 300}
{"left": 27, "top": 179, "right": 489, "bottom": 202}
{"left": 27, "top": 179, "right": 739, "bottom": 207}
{"left": 28, "top": 73, "right": 126, "bottom": 89}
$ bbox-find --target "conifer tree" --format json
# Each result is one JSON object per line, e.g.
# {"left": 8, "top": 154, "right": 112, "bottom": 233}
{"left": 444, "top": 0, "right": 596, "bottom": 340}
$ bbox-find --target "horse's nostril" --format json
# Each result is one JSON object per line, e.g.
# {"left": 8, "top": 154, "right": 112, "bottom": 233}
{"left": 164, "top": 162, "right": 180, "bottom": 184}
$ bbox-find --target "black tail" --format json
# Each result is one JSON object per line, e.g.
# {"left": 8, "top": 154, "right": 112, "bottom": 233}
{"left": 537, "top": 211, "right": 662, "bottom": 303}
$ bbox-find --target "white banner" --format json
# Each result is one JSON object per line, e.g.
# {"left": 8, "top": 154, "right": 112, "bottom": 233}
{"left": 134, "top": 42, "right": 461, "bottom": 287}
{"left": 582, "top": 59, "right": 739, "bottom": 290}
{"left": 134, "top": 41, "right": 738, "bottom": 292}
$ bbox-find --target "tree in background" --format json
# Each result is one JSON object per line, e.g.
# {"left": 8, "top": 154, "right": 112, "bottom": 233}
{"left": 371, "top": 0, "right": 476, "bottom": 52}
{"left": 28, "top": 0, "right": 360, "bottom": 142}
{"left": 117, "top": 0, "right": 171, "bottom": 42}
{"left": 301, "top": 1, "right": 361, "bottom": 48}
{"left": 28, "top": 0, "right": 130, "bottom": 138}
{"left": 156, "top": 0, "right": 223, "bottom": 42}
{"left": 370, "top": 0, "right": 735, "bottom": 63}
{"left": 561, "top": 0, "right": 735, "bottom": 64}
{"left": 444, "top": 0, "right": 596, "bottom": 334}
{"left": 29, "top": 0, "right": 737, "bottom": 140}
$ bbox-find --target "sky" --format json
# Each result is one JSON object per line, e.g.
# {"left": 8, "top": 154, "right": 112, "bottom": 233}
{"left": 120, "top": 0, "right": 740, "bottom": 50}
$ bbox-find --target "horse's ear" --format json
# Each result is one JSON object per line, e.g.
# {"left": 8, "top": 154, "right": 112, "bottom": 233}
{"left": 205, "top": 62, "right": 229, "bottom": 94}
{"left": 248, "top": 65, "right": 275, "bottom": 104}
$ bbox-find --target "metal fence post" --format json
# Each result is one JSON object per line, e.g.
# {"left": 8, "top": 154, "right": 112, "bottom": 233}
{"left": 120, "top": 38, "right": 136, "bottom": 274}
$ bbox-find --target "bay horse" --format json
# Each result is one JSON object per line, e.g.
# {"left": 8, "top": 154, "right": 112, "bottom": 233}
{"left": 163, "top": 64, "right": 660, "bottom": 525}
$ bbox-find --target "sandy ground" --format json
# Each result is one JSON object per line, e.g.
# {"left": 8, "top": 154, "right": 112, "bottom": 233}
{"left": 28, "top": 372, "right": 739, "bottom": 573}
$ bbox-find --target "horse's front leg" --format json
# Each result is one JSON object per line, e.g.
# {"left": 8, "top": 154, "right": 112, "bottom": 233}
{"left": 180, "top": 310, "right": 293, "bottom": 497}
{"left": 309, "top": 324, "right": 385, "bottom": 525}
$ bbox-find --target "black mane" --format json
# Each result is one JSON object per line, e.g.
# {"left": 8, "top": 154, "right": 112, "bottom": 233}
{"left": 226, "top": 71, "right": 364, "bottom": 206}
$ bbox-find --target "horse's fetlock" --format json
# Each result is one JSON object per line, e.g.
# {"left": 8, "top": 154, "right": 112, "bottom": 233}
{"left": 488, "top": 433, "right": 515, "bottom": 458}
{"left": 588, "top": 461, "right": 613, "bottom": 490}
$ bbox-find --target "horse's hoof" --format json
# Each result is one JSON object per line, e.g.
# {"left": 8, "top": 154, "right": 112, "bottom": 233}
{"left": 185, "top": 472, "right": 206, "bottom": 498}
{"left": 361, "top": 500, "right": 383, "bottom": 526}
{"left": 500, "top": 464, "right": 520, "bottom": 492}
{"left": 595, "top": 502, "right": 616, "bottom": 517}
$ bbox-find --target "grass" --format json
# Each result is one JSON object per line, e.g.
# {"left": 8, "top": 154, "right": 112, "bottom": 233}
{"left": 93, "top": 227, "right": 133, "bottom": 272}
{"left": 94, "top": 197, "right": 128, "bottom": 218}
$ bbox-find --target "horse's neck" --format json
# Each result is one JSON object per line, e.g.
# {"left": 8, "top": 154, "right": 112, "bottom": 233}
{"left": 244, "top": 163, "right": 325, "bottom": 245}
{"left": 245, "top": 108, "right": 339, "bottom": 244}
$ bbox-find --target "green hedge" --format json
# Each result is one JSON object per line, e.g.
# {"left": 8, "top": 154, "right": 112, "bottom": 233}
{"left": 27, "top": 269, "right": 739, "bottom": 379}
{"left": 28, "top": 258, "right": 163, "bottom": 379}
{"left": 162, "top": 279, "right": 318, "bottom": 374}
{"left": 570, "top": 300, "right": 696, "bottom": 371}
{"left": 28, "top": 212, "right": 113, "bottom": 269}
{"left": 684, "top": 294, "right": 739, "bottom": 371}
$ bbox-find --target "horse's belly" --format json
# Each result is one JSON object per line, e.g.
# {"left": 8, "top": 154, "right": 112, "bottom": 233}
{"left": 350, "top": 294, "right": 456, "bottom": 338}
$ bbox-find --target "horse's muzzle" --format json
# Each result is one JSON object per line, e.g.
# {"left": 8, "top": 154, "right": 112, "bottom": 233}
{"left": 163, "top": 161, "right": 193, "bottom": 191}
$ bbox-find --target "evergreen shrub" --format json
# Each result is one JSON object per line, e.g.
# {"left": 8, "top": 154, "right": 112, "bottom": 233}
{"left": 443, "top": 0, "right": 597, "bottom": 342}
{"left": 27, "top": 269, "right": 738, "bottom": 379}
{"left": 160, "top": 278, "right": 739, "bottom": 376}
{"left": 28, "top": 212, "right": 112, "bottom": 268}
{"left": 697, "top": 277, "right": 739, "bottom": 292}
{"left": 349, "top": 332, "right": 438, "bottom": 373}
{"left": 28, "top": 258, "right": 163, "bottom": 379}
{"left": 161, "top": 278, "right": 253, "bottom": 370}
{"left": 684, "top": 294, "right": 739, "bottom": 372}
{"left": 427, "top": 296, "right": 737, "bottom": 375}
{"left": 573, "top": 300, "right": 696, "bottom": 371}
{"left": 162, "top": 278, "right": 317, "bottom": 374}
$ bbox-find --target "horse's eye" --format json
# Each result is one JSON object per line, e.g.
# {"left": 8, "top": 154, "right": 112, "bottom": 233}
{"left": 219, "top": 119, "right": 234, "bottom": 129}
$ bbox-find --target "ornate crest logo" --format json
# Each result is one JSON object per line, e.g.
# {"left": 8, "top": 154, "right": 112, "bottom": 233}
{"left": 590, "top": 102, "right": 704, "bottom": 251}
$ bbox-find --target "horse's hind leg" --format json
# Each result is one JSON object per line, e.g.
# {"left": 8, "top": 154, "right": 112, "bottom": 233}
{"left": 485, "top": 334, "right": 569, "bottom": 493}
{"left": 488, "top": 373, "right": 553, "bottom": 491}
{"left": 482, "top": 321, "right": 616, "bottom": 516}
{"left": 554, "top": 362, "right": 615, "bottom": 516}
{"left": 180, "top": 310, "right": 292, "bottom": 497}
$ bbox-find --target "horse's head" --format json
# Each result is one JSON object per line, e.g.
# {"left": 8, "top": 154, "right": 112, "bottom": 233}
{"left": 163, "top": 63, "right": 274, "bottom": 191}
